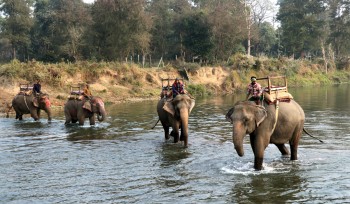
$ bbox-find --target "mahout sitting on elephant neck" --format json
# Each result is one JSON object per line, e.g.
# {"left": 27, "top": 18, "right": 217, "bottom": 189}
{"left": 226, "top": 99, "right": 305, "bottom": 170}
{"left": 64, "top": 96, "right": 106, "bottom": 126}
{"left": 11, "top": 92, "right": 52, "bottom": 122}
{"left": 157, "top": 94, "right": 195, "bottom": 147}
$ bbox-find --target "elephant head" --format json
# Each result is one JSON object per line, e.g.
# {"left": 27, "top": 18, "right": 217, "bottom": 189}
{"left": 35, "top": 93, "right": 52, "bottom": 121}
{"left": 89, "top": 96, "right": 106, "bottom": 122}
{"left": 163, "top": 94, "right": 195, "bottom": 146}
{"left": 225, "top": 101, "right": 267, "bottom": 156}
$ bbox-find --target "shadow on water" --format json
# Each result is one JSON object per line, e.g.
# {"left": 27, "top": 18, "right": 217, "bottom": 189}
{"left": 228, "top": 167, "right": 305, "bottom": 203}
{"left": 65, "top": 123, "right": 110, "bottom": 141}
{"left": 155, "top": 142, "right": 192, "bottom": 191}
{"left": 158, "top": 142, "right": 191, "bottom": 167}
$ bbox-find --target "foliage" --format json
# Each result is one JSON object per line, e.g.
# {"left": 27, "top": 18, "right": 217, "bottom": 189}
{"left": 186, "top": 84, "right": 209, "bottom": 96}
{"left": 0, "top": 0, "right": 33, "bottom": 60}
{"left": 0, "top": 0, "right": 349, "bottom": 72}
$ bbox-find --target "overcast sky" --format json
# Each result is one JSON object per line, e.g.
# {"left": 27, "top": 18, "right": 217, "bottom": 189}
{"left": 83, "top": 0, "right": 94, "bottom": 4}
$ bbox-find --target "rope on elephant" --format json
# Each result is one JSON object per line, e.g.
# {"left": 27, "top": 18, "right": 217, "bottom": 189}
{"left": 23, "top": 95, "right": 30, "bottom": 112}
{"left": 270, "top": 91, "right": 280, "bottom": 134}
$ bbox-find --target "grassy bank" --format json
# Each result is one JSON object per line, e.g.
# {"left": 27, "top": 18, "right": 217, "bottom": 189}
{"left": 0, "top": 56, "right": 349, "bottom": 110}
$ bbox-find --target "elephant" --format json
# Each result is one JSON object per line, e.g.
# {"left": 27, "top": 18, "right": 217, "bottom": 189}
{"left": 157, "top": 94, "right": 195, "bottom": 147}
{"left": 225, "top": 100, "right": 305, "bottom": 170}
{"left": 11, "top": 93, "right": 52, "bottom": 121}
{"left": 64, "top": 96, "right": 106, "bottom": 126}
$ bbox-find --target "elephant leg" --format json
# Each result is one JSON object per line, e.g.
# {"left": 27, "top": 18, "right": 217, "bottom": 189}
{"left": 290, "top": 128, "right": 302, "bottom": 160}
{"left": 180, "top": 127, "right": 184, "bottom": 141}
{"left": 170, "top": 130, "right": 176, "bottom": 137}
{"left": 78, "top": 118, "right": 85, "bottom": 125}
{"left": 172, "top": 123, "right": 180, "bottom": 143}
{"left": 252, "top": 135, "right": 269, "bottom": 170}
{"left": 64, "top": 112, "right": 72, "bottom": 124}
{"left": 160, "top": 121, "right": 170, "bottom": 140}
{"left": 15, "top": 112, "right": 20, "bottom": 119}
{"left": 89, "top": 116, "right": 96, "bottom": 125}
{"left": 290, "top": 139, "right": 300, "bottom": 160}
{"left": 290, "top": 143, "right": 298, "bottom": 160}
{"left": 30, "top": 109, "right": 39, "bottom": 121}
{"left": 275, "top": 144, "right": 290, "bottom": 156}
{"left": 37, "top": 109, "right": 41, "bottom": 119}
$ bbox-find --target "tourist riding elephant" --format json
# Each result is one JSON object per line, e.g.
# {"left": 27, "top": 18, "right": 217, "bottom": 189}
{"left": 64, "top": 96, "right": 106, "bottom": 126}
{"left": 11, "top": 93, "right": 52, "bottom": 121}
{"left": 225, "top": 100, "right": 305, "bottom": 170}
{"left": 157, "top": 94, "right": 195, "bottom": 147}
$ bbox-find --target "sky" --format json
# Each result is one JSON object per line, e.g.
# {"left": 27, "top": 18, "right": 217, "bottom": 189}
{"left": 83, "top": 0, "right": 94, "bottom": 4}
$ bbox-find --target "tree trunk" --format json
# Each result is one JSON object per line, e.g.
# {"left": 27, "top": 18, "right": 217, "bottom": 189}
{"left": 321, "top": 43, "right": 328, "bottom": 74}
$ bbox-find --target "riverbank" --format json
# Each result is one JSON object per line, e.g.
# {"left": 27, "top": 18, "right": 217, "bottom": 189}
{"left": 1, "top": 58, "right": 350, "bottom": 114}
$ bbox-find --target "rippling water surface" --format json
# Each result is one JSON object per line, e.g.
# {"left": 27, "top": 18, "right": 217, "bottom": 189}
{"left": 1, "top": 85, "right": 350, "bottom": 203}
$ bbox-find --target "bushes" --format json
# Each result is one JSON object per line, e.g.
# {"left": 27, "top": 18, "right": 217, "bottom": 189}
{"left": 187, "top": 84, "right": 209, "bottom": 96}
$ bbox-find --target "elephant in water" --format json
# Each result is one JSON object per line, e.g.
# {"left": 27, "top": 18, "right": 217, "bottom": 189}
{"left": 64, "top": 96, "right": 106, "bottom": 126}
{"left": 225, "top": 100, "right": 305, "bottom": 170}
{"left": 11, "top": 93, "right": 52, "bottom": 122}
{"left": 157, "top": 94, "right": 195, "bottom": 147}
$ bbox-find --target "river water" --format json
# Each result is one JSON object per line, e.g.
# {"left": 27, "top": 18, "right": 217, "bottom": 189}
{"left": 1, "top": 84, "right": 350, "bottom": 203}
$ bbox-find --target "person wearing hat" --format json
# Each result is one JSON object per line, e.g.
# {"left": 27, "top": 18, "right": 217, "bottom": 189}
{"left": 33, "top": 80, "right": 42, "bottom": 95}
{"left": 246, "top": 76, "right": 262, "bottom": 105}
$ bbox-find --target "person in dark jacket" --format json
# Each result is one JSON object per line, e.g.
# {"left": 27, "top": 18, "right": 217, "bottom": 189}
{"left": 33, "top": 80, "right": 42, "bottom": 95}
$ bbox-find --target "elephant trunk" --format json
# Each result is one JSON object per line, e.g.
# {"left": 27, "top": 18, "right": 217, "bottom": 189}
{"left": 97, "top": 107, "right": 106, "bottom": 122}
{"left": 232, "top": 122, "right": 245, "bottom": 157}
{"left": 180, "top": 108, "right": 189, "bottom": 147}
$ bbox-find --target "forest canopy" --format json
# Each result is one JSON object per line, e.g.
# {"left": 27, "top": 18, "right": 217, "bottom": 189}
{"left": 0, "top": 0, "right": 349, "bottom": 67}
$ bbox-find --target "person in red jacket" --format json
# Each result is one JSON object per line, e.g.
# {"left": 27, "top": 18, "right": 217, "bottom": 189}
{"left": 246, "top": 76, "right": 262, "bottom": 105}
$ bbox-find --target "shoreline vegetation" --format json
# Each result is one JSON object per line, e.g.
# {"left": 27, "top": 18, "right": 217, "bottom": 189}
{"left": 1, "top": 55, "right": 350, "bottom": 114}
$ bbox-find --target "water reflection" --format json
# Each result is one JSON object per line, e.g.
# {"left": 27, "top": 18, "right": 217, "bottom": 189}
{"left": 229, "top": 169, "right": 305, "bottom": 203}
{"left": 158, "top": 143, "right": 191, "bottom": 167}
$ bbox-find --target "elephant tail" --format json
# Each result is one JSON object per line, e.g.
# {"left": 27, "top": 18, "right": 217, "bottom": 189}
{"left": 151, "top": 119, "right": 159, "bottom": 129}
{"left": 5, "top": 103, "right": 12, "bottom": 118}
{"left": 303, "top": 128, "right": 324, "bottom": 143}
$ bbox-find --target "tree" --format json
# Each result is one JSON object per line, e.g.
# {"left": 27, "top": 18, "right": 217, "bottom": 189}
{"left": 148, "top": 0, "right": 175, "bottom": 60}
{"left": 176, "top": 11, "right": 213, "bottom": 62}
{"left": 277, "top": 0, "right": 326, "bottom": 58}
{"left": 0, "top": 0, "right": 33, "bottom": 60}
{"left": 328, "top": 0, "right": 350, "bottom": 58}
{"left": 254, "top": 22, "right": 277, "bottom": 56}
{"left": 31, "top": 0, "right": 91, "bottom": 62}
{"left": 197, "top": 0, "right": 246, "bottom": 62}
{"left": 90, "top": 0, "right": 152, "bottom": 61}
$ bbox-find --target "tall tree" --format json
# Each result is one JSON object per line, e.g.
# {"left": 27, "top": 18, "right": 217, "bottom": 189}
{"left": 198, "top": 0, "right": 246, "bottom": 62}
{"left": 90, "top": 0, "right": 152, "bottom": 61}
{"left": 0, "top": 0, "right": 33, "bottom": 60}
{"left": 148, "top": 0, "right": 175, "bottom": 60}
{"left": 31, "top": 0, "right": 91, "bottom": 62}
{"left": 253, "top": 22, "right": 277, "bottom": 56}
{"left": 277, "top": 0, "right": 326, "bottom": 58}
{"left": 175, "top": 11, "right": 213, "bottom": 62}
{"left": 328, "top": 0, "right": 350, "bottom": 58}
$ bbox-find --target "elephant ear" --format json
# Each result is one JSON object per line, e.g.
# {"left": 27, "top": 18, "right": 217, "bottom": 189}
{"left": 33, "top": 97, "right": 39, "bottom": 107}
{"left": 225, "top": 107, "right": 234, "bottom": 123}
{"left": 254, "top": 106, "right": 267, "bottom": 127}
{"left": 83, "top": 101, "right": 92, "bottom": 112}
{"left": 163, "top": 101, "right": 175, "bottom": 116}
